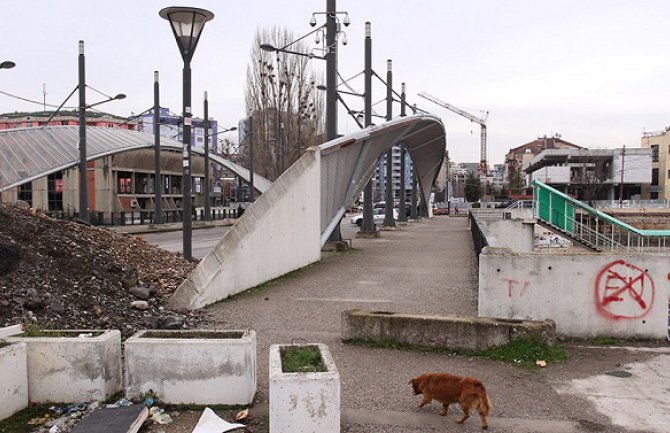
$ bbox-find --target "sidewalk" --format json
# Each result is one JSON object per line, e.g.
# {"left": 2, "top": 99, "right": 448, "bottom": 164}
{"left": 146, "top": 217, "right": 668, "bottom": 433}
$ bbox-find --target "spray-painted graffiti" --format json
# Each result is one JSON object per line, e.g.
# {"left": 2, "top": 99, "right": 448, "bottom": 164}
{"left": 595, "top": 260, "right": 654, "bottom": 320}
{"left": 502, "top": 277, "right": 530, "bottom": 298}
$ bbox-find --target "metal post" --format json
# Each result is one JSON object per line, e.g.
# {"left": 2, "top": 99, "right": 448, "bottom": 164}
{"left": 204, "top": 91, "right": 211, "bottom": 220}
{"left": 361, "top": 22, "right": 375, "bottom": 233}
{"left": 398, "top": 82, "right": 407, "bottom": 222}
{"left": 326, "top": 0, "right": 343, "bottom": 242}
{"left": 383, "top": 59, "right": 395, "bottom": 228}
{"left": 153, "top": 71, "right": 163, "bottom": 224}
{"left": 77, "top": 41, "right": 90, "bottom": 224}
{"left": 248, "top": 115, "right": 255, "bottom": 202}
{"left": 619, "top": 145, "right": 625, "bottom": 208}
{"left": 182, "top": 61, "right": 193, "bottom": 260}
{"left": 410, "top": 171, "right": 418, "bottom": 219}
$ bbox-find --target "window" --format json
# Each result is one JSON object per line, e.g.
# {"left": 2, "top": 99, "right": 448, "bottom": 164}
{"left": 667, "top": 170, "right": 670, "bottom": 179}
{"left": 47, "top": 173, "right": 63, "bottom": 211}
{"left": 194, "top": 177, "right": 201, "bottom": 194}
{"left": 118, "top": 171, "right": 132, "bottom": 194}
{"left": 18, "top": 183, "right": 32, "bottom": 206}
{"left": 651, "top": 145, "right": 659, "bottom": 162}
{"left": 651, "top": 168, "right": 659, "bottom": 186}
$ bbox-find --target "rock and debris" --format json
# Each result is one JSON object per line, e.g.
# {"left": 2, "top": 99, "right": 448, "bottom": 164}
{"left": 0, "top": 202, "right": 205, "bottom": 338}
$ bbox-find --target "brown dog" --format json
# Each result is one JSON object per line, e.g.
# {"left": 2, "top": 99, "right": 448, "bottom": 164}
{"left": 409, "top": 372, "right": 492, "bottom": 429}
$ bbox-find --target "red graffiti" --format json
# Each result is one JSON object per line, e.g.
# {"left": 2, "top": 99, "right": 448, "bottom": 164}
{"left": 594, "top": 260, "right": 654, "bottom": 320}
{"left": 503, "top": 277, "right": 529, "bottom": 298}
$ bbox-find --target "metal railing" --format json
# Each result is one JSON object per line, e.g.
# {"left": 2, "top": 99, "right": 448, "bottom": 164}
{"left": 532, "top": 180, "right": 670, "bottom": 253}
{"left": 468, "top": 210, "right": 489, "bottom": 257}
{"left": 45, "top": 207, "right": 239, "bottom": 227}
{"left": 591, "top": 199, "right": 670, "bottom": 209}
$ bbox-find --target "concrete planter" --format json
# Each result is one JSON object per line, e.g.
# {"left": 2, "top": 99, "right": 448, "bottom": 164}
{"left": 269, "top": 343, "right": 340, "bottom": 433}
{"left": 125, "top": 329, "right": 256, "bottom": 405}
{"left": 0, "top": 342, "right": 28, "bottom": 421}
{"left": 7, "top": 330, "right": 122, "bottom": 403}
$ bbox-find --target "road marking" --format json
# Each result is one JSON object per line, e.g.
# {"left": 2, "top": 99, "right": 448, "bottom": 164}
{"left": 295, "top": 297, "right": 392, "bottom": 303}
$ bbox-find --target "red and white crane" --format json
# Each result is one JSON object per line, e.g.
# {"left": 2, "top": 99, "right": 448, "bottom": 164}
{"left": 418, "top": 92, "right": 488, "bottom": 177}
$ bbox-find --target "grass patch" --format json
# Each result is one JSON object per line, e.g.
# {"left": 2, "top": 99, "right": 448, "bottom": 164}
{"left": 0, "top": 405, "right": 64, "bottom": 433}
{"left": 280, "top": 345, "right": 326, "bottom": 373}
{"left": 591, "top": 336, "right": 620, "bottom": 346}
{"left": 344, "top": 337, "right": 568, "bottom": 369}
{"left": 19, "top": 325, "right": 102, "bottom": 338}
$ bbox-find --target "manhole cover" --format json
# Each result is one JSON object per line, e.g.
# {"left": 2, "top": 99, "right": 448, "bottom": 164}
{"left": 605, "top": 370, "right": 632, "bottom": 378}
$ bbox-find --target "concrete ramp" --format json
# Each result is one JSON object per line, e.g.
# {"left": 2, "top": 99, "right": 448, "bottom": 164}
{"left": 168, "top": 114, "right": 446, "bottom": 310}
{"left": 168, "top": 149, "right": 321, "bottom": 310}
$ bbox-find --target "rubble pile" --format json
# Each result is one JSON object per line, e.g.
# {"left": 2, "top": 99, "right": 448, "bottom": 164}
{"left": 0, "top": 203, "right": 203, "bottom": 338}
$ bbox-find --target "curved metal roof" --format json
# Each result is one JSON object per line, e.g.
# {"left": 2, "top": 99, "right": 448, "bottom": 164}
{"left": 0, "top": 126, "right": 271, "bottom": 193}
{"left": 319, "top": 113, "right": 446, "bottom": 243}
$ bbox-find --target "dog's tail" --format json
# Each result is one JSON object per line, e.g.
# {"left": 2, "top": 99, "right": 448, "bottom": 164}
{"left": 475, "top": 383, "right": 492, "bottom": 415}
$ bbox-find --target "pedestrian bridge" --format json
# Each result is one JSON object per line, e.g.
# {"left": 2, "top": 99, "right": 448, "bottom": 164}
{"left": 169, "top": 114, "right": 446, "bottom": 309}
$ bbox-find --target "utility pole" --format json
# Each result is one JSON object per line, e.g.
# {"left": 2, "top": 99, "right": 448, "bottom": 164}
{"left": 619, "top": 145, "right": 625, "bottom": 208}
{"left": 248, "top": 115, "right": 255, "bottom": 202}
{"left": 77, "top": 40, "right": 90, "bottom": 224}
{"left": 383, "top": 59, "right": 395, "bottom": 228}
{"left": 398, "top": 82, "right": 407, "bottom": 223}
{"left": 326, "top": 0, "right": 343, "bottom": 242}
{"left": 153, "top": 71, "right": 162, "bottom": 224}
{"left": 361, "top": 21, "right": 376, "bottom": 234}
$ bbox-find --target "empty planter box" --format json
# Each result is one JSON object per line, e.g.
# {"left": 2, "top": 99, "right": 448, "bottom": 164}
{"left": 0, "top": 342, "right": 28, "bottom": 421}
{"left": 125, "top": 329, "right": 256, "bottom": 405}
{"left": 269, "top": 343, "right": 340, "bottom": 433}
{"left": 7, "top": 329, "right": 122, "bottom": 403}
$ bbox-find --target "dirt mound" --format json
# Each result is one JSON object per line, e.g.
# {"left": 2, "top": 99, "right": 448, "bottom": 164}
{"left": 0, "top": 202, "right": 203, "bottom": 338}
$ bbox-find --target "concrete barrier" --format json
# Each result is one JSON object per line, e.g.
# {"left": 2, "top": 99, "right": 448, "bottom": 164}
{"left": 479, "top": 249, "right": 669, "bottom": 338}
{"left": 7, "top": 330, "right": 122, "bottom": 403}
{"left": 0, "top": 342, "right": 28, "bottom": 421}
{"left": 125, "top": 330, "right": 256, "bottom": 405}
{"left": 169, "top": 149, "right": 321, "bottom": 309}
{"left": 269, "top": 343, "right": 340, "bottom": 433}
{"left": 341, "top": 309, "right": 555, "bottom": 351}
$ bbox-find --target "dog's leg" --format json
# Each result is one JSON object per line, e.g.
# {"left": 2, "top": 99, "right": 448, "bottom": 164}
{"left": 418, "top": 393, "right": 432, "bottom": 409}
{"left": 478, "top": 412, "right": 488, "bottom": 430}
{"left": 440, "top": 403, "right": 449, "bottom": 416}
{"left": 455, "top": 403, "right": 470, "bottom": 424}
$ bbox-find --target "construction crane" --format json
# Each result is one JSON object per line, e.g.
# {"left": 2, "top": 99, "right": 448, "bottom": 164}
{"left": 418, "top": 92, "right": 488, "bottom": 177}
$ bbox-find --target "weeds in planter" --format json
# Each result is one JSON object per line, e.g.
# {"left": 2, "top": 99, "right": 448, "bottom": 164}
{"left": 18, "top": 325, "right": 103, "bottom": 338}
{"left": 344, "top": 337, "right": 567, "bottom": 369}
{"left": 280, "top": 345, "right": 326, "bottom": 373}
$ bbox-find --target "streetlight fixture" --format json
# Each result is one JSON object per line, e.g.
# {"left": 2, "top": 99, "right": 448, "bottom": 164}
{"left": 0, "top": 61, "right": 15, "bottom": 70}
{"left": 160, "top": 6, "right": 214, "bottom": 261}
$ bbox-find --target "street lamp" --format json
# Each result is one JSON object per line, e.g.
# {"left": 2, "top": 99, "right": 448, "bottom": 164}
{"left": 77, "top": 41, "right": 125, "bottom": 224}
{"left": 0, "top": 61, "right": 15, "bottom": 70}
{"left": 160, "top": 6, "right": 214, "bottom": 261}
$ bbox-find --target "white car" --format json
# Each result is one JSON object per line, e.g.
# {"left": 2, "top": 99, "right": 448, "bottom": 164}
{"left": 350, "top": 208, "right": 399, "bottom": 226}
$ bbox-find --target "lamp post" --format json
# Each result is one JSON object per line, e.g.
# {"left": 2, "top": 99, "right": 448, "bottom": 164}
{"left": 0, "top": 61, "right": 15, "bottom": 69}
{"left": 77, "top": 41, "right": 125, "bottom": 224}
{"left": 398, "top": 82, "right": 407, "bottom": 223}
{"left": 361, "top": 22, "right": 376, "bottom": 234}
{"left": 153, "top": 71, "right": 163, "bottom": 224}
{"left": 204, "top": 91, "right": 211, "bottom": 220}
{"left": 383, "top": 59, "right": 395, "bottom": 228}
{"left": 160, "top": 6, "right": 214, "bottom": 261}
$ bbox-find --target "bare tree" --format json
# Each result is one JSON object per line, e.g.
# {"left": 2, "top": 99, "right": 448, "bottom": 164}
{"left": 245, "top": 27, "right": 325, "bottom": 180}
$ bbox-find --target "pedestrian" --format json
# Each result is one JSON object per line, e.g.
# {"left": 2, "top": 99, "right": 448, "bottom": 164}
{"left": 237, "top": 203, "right": 245, "bottom": 218}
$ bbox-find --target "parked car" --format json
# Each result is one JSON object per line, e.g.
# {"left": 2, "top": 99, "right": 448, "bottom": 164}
{"left": 350, "top": 208, "right": 399, "bottom": 226}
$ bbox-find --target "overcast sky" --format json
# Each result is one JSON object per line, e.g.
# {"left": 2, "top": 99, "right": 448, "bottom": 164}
{"left": 2, "top": 0, "right": 669, "bottom": 165}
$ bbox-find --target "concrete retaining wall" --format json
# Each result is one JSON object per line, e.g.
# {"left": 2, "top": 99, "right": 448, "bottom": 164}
{"left": 341, "top": 309, "right": 555, "bottom": 351}
{"left": 0, "top": 342, "right": 28, "bottom": 421}
{"left": 169, "top": 149, "right": 321, "bottom": 309}
{"left": 478, "top": 218, "right": 535, "bottom": 253}
{"left": 479, "top": 248, "right": 670, "bottom": 338}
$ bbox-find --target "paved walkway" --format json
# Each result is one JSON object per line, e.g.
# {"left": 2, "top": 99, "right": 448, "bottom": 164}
{"left": 146, "top": 216, "right": 668, "bottom": 433}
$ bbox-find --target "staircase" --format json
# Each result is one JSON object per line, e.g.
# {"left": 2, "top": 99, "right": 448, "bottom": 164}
{"left": 531, "top": 180, "right": 670, "bottom": 253}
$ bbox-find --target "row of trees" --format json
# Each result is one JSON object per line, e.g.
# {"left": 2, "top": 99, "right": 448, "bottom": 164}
{"left": 243, "top": 27, "right": 325, "bottom": 181}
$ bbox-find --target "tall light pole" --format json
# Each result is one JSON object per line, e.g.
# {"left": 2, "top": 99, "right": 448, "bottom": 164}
{"left": 204, "top": 91, "right": 211, "bottom": 220}
{"left": 160, "top": 6, "right": 214, "bottom": 261}
{"left": 361, "top": 22, "right": 376, "bottom": 234}
{"left": 153, "top": 71, "right": 163, "bottom": 224}
{"left": 383, "top": 59, "right": 395, "bottom": 228}
{"left": 77, "top": 41, "right": 125, "bottom": 224}
{"left": 398, "top": 82, "right": 407, "bottom": 223}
